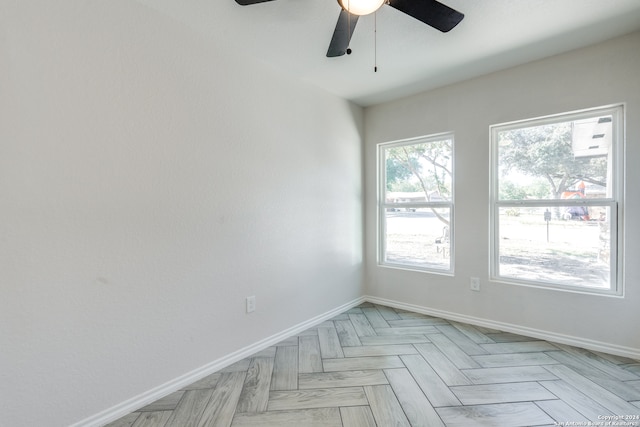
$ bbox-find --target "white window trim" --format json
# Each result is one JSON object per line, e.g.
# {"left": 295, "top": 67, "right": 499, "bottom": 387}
{"left": 489, "top": 104, "right": 625, "bottom": 297}
{"left": 378, "top": 133, "right": 455, "bottom": 275}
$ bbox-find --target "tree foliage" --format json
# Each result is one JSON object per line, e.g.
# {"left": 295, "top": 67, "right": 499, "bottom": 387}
{"left": 385, "top": 156, "right": 415, "bottom": 191}
{"left": 498, "top": 123, "right": 607, "bottom": 198}
{"left": 499, "top": 178, "right": 551, "bottom": 200}
{"left": 385, "top": 140, "right": 452, "bottom": 225}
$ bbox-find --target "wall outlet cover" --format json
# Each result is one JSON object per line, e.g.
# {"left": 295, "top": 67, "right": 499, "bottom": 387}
{"left": 246, "top": 296, "right": 256, "bottom": 313}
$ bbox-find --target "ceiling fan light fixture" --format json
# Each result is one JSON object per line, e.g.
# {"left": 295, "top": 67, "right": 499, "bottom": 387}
{"left": 338, "top": 0, "right": 385, "bottom": 16}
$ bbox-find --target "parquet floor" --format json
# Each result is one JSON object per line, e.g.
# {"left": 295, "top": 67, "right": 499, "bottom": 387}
{"left": 106, "top": 303, "right": 640, "bottom": 427}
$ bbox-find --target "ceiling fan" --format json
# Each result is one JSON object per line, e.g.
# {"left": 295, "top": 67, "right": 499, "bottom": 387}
{"left": 234, "top": 0, "right": 465, "bottom": 57}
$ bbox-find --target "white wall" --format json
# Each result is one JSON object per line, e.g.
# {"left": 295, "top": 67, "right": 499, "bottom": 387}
{"left": 0, "top": 2, "right": 363, "bottom": 426}
{"left": 364, "top": 32, "right": 640, "bottom": 357}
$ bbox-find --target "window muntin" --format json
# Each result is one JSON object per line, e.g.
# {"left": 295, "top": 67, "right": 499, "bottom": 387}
{"left": 490, "top": 105, "right": 623, "bottom": 295}
{"left": 379, "top": 134, "right": 454, "bottom": 273}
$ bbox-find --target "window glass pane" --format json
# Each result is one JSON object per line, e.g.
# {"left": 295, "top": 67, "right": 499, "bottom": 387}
{"left": 497, "top": 116, "right": 612, "bottom": 201}
{"left": 384, "top": 139, "right": 452, "bottom": 203}
{"left": 497, "top": 206, "right": 611, "bottom": 289}
{"left": 384, "top": 207, "right": 451, "bottom": 270}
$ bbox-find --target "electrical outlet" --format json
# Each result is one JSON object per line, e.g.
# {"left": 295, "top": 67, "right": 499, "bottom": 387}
{"left": 470, "top": 277, "right": 480, "bottom": 292}
{"left": 246, "top": 296, "right": 256, "bottom": 313}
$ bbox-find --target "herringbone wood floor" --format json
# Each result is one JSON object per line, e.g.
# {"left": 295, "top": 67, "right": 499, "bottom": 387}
{"left": 106, "top": 303, "right": 640, "bottom": 427}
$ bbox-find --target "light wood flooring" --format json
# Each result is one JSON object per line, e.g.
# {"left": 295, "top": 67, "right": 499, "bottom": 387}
{"left": 106, "top": 303, "right": 640, "bottom": 427}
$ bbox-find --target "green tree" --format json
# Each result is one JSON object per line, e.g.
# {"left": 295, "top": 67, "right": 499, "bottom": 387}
{"left": 499, "top": 123, "right": 607, "bottom": 199}
{"left": 499, "top": 178, "right": 552, "bottom": 200}
{"left": 386, "top": 140, "right": 452, "bottom": 225}
{"left": 385, "top": 156, "right": 414, "bottom": 191}
{"left": 499, "top": 181, "right": 528, "bottom": 200}
{"left": 528, "top": 178, "right": 553, "bottom": 199}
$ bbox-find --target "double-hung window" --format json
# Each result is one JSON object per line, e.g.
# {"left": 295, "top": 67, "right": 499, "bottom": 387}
{"left": 378, "top": 133, "right": 454, "bottom": 273}
{"left": 490, "top": 105, "right": 624, "bottom": 295}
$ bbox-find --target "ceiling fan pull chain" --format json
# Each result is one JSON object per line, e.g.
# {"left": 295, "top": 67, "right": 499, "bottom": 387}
{"left": 374, "top": 10, "right": 378, "bottom": 72}
{"left": 347, "top": 0, "right": 352, "bottom": 54}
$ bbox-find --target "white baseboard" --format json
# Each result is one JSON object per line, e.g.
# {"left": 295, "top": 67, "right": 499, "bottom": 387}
{"left": 72, "top": 296, "right": 365, "bottom": 427}
{"left": 364, "top": 295, "right": 640, "bottom": 360}
{"left": 70, "top": 294, "right": 638, "bottom": 426}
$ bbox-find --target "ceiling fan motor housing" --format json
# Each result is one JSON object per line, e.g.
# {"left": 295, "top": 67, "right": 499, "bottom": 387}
{"left": 338, "top": 0, "right": 386, "bottom": 16}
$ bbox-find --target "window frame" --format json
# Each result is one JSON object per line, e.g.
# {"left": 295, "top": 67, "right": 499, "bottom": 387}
{"left": 489, "top": 104, "right": 625, "bottom": 296}
{"left": 378, "top": 132, "right": 455, "bottom": 274}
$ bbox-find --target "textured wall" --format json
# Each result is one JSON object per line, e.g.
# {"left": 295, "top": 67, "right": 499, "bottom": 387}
{"left": 0, "top": 2, "right": 363, "bottom": 426}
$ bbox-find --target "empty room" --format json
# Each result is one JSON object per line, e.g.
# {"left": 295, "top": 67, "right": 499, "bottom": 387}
{"left": 2, "top": 1, "right": 640, "bottom": 426}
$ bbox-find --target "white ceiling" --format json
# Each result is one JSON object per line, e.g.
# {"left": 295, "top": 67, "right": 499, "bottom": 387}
{"left": 137, "top": 0, "right": 640, "bottom": 106}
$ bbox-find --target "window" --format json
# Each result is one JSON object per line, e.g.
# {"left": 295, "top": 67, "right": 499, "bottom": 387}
{"left": 379, "top": 134, "right": 454, "bottom": 273}
{"left": 490, "top": 105, "right": 624, "bottom": 295}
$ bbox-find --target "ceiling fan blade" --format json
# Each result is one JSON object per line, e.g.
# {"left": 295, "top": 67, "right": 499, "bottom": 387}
{"left": 387, "top": 0, "right": 464, "bottom": 32}
{"left": 326, "top": 9, "right": 359, "bottom": 57}
{"left": 235, "top": 0, "right": 276, "bottom": 5}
